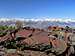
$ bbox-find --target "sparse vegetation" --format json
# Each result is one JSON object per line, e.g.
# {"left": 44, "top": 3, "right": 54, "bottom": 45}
{"left": 0, "top": 25, "right": 16, "bottom": 36}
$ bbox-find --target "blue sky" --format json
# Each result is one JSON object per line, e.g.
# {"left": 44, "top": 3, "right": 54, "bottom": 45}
{"left": 0, "top": 0, "right": 75, "bottom": 18}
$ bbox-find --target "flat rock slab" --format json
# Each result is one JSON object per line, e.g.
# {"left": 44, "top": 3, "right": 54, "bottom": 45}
{"left": 5, "top": 49, "right": 16, "bottom": 53}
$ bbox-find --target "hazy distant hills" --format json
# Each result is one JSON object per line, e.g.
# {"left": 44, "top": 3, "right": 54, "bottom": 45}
{"left": 0, "top": 18, "right": 75, "bottom": 28}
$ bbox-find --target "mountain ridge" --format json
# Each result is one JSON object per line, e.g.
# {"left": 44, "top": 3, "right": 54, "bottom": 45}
{"left": 0, "top": 18, "right": 75, "bottom": 28}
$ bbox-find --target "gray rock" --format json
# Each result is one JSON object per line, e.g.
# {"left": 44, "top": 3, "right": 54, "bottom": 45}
{"left": 5, "top": 49, "right": 16, "bottom": 53}
{"left": 0, "top": 51, "right": 5, "bottom": 56}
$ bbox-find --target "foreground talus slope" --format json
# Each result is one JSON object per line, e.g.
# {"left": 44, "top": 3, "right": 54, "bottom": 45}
{"left": 0, "top": 26, "right": 74, "bottom": 56}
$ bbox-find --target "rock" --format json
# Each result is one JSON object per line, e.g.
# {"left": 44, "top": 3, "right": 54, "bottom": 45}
{"left": 6, "top": 53, "right": 20, "bottom": 56}
{"left": 0, "top": 51, "right": 5, "bottom": 56}
{"left": 5, "top": 49, "right": 16, "bottom": 53}
{"left": 48, "top": 53, "right": 56, "bottom": 56}
{"left": 0, "top": 46, "right": 5, "bottom": 51}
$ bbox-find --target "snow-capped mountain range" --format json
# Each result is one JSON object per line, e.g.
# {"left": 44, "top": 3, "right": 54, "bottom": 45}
{"left": 0, "top": 18, "right": 75, "bottom": 22}
{"left": 0, "top": 18, "right": 75, "bottom": 28}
